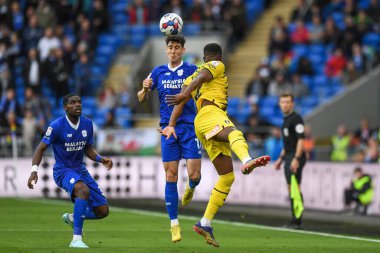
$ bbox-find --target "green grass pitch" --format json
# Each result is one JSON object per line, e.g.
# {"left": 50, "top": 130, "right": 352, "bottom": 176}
{"left": 0, "top": 198, "right": 379, "bottom": 253}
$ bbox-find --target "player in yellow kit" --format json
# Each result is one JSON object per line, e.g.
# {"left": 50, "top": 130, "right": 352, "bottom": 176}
{"left": 162, "top": 43, "right": 270, "bottom": 247}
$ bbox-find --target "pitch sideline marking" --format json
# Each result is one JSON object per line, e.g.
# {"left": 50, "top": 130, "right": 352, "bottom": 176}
{"left": 19, "top": 198, "right": 380, "bottom": 244}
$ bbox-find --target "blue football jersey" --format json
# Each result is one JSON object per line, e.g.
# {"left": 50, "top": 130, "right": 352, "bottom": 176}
{"left": 150, "top": 61, "right": 197, "bottom": 125}
{"left": 42, "top": 116, "right": 94, "bottom": 169}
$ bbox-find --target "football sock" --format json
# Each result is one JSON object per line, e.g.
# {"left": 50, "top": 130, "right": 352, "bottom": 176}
{"left": 170, "top": 219, "right": 179, "bottom": 227}
{"left": 228, "top": 130, "right": 251, "bottom": 164}
{"left": 73, "top": 198, "right": 88, "bottom": 235}
{"left": 204, "top": 172, "right": 235, "bottom": 221}
{"left": 200, "top": 217, "right": 211, "bottom": 227}
{"left": 84, "top": 207, "right": 97, "bottom": 219}
{"left": 165, "top": 182, "right": 178, "bottom": 221}
{"left": 189, "top": 177, "right": 201, "bottom": 189}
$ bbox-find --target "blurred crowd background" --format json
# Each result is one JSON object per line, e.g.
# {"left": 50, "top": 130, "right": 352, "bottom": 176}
{"left": 0, "top": 0, "right": 379, "bottom": 166}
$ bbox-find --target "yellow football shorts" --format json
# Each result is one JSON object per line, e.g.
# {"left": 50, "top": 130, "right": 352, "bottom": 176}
{"left": 194, "top": 105, "right": 236, "bottom": 161}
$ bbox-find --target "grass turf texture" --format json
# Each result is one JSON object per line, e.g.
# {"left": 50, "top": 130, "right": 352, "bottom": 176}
{"left": 0, "top": 198, "right": 379, "bottom": 253}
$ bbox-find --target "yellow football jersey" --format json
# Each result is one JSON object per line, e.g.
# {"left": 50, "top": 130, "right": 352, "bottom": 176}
{"left": 183, "top": 61, "right": 228, "bottom": 112}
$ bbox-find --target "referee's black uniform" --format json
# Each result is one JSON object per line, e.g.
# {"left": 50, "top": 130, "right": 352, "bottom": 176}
{"left": 280, "top": 110, "right": 307, "bottom": 228}
{"left": 282, "top": 111, "right": 306, "bottom": 185}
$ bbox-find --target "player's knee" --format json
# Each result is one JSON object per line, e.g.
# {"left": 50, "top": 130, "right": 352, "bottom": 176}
{"left": 94, "top": 205, "right": 109, "bottom": 219}
{"left": 73, "top": 181, "right": 90, "bottom": 199}
{"left": 165, "top": 169, "right": 178, "bottom": 182}
{"left": 221, "top": 172, "right": 235, "bottom": 187}
{"left": 98, "top": 207, "right": 109, "bottom": 219}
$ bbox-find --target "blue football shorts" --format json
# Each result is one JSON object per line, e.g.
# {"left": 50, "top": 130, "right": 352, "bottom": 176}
{"left": 160, "top": 123, "right": 202, "bottom": 162}
{"left": 53, "top": 167, "right": 107, "bottom": 208}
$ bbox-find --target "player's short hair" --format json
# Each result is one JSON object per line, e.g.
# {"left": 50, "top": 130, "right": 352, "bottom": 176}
{"left": 204, "top": 43, "right": 222, "bottom": 57}
{"left": 63, "top": 93, "right": 78, "bottom": 106}
{"left": 165, "top": 35, "right": 186, "bottom": 47}
{"left": 280, "top": 92, "right": 295, "bottom": 101}
{"left": 354, "top": 167, "right": 363, "bottom": 173}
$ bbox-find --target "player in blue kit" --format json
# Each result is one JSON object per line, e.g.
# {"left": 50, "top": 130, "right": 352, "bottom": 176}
{"left": 27, "top": 94, "right": 113, "bottom": 249}
{"left": 137, "top": 35, "right": 201, "bottom": 243}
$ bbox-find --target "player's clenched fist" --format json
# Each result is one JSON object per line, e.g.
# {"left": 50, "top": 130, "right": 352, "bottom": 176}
{"left": 101, "top": 157, "right": 113, "bottom": 170}
{"left": 143, "top": 73, "right": 152, "bottom": 92}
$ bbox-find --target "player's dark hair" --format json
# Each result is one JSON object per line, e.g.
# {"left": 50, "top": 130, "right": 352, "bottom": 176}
{"left": 280, "top": 92, "right": 295, "bottom": 101}
{"left": 165, "top": 35, "right": 186, "bottom": 47}
{"left": 204, "top": 43, "right": 222, "bottom": 57}
{"left": 354, "top": 167, "right": 363, "bottom": 173}
{"left": 63, "top": 93, "right": 78, "bottom": 106}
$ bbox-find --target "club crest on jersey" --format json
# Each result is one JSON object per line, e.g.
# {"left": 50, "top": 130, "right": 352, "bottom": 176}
{"left": 177, "top": 69, "right": 183, "bottom": 76}
{"left": 82, "top": 130, "right": 87, "bottom": 137}
{"left": 45, "top": 127, "right": 53, "bottom": 137}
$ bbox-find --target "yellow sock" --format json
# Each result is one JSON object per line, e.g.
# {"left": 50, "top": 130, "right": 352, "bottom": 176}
{"left": 228, "top": 130, "right": 251, "bottom": 163}
{"left": 204, "top": 172, "right": 235, "bottom": 220}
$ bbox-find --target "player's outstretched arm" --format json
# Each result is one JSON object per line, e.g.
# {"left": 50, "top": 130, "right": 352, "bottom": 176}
{"left": 27, "top": 142, "right": 48, "bottom": 189}
{"left": 85, "top": 145, "right": 113, "bottom": 170}
{"left": 165, "top": 69, "right": 213, "bottom": 106}
{"left": 162, "top": 94, "right": 190, "bottom": 140}
{"left": 137, "top": 73, "right": 152, "bottom": 103}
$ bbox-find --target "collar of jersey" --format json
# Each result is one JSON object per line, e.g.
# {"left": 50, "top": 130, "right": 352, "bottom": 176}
{"left": 167, "top": 61, "right": 183, "bottom": 72}
{"left": 65, "top": 115, "right": 80, "bottom": 130}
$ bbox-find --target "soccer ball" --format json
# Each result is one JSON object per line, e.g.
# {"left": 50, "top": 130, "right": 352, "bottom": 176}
{"left": 159, "top": 13, "right": 183, "bottom": 36}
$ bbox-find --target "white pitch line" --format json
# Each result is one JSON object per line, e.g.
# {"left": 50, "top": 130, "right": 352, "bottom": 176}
{"left": 19, "top": 198, "right": 380, "bottom": 244}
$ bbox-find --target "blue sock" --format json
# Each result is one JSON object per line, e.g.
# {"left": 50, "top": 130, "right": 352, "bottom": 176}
{"left": 189, "top": 177, "right": 201, "bottom": 189}
{"left": 85, "top": 207, "right": 97, "bottom": 219}
{"left": 73, "top": 198, "right": 88, "bottom": 235}
{"left": 165, "top": 182, "right": 178, "bottom": 220}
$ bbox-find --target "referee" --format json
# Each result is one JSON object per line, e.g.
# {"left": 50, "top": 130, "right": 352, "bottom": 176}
{"left": 274, "top": 92, "right": 306, "bottom": 229}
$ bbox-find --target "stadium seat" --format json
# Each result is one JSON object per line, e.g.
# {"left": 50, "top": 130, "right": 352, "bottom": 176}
{"left": 98, "top": 34, "right": 123, "bottom": 48}
{"left": 292, "top": 45, "right": 308, "bottom": 57}
{"left": 309, "top": 54, "right": 325, "bottom": 66}
{"left": 301, "top": 96, "right": 319, "bottom": 108}
{"left": 363, "top": 33, "right": 380, "bottom": 47}
{"left": 112, "top": 13, "right": 129, "bottom": 26}
{"left": 183, "top": 23, "right": 201, "bottom": 36}
{"left": 313, "top": 75, "right": 328, "bottom": 87}
{"left": 258, "top": 96, "right": 278, "bottom": 108}
{"left": 81, "top": 96, "right": 97, "bottom": 108}
{"left": 358, "top": 0, "right": 371, "bottom": 9}
{"left": 148, "top": 23, "right": 162, "bottom": 36}
{"left": 309, "top": 44, "right": 325, "bottom": 55}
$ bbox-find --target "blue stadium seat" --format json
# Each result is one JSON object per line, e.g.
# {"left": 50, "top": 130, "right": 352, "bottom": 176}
{"left": 15, "top": 76, "right": 25, "bottom": 87}
{"left": 363, "top": 33, "right": 380, "bottom": 47}
{"left": 258, "top": 96, "right": 278, "bottom": 108}
{"left": 292, "top": 44, "right": 308, "bottom": 57}
{"left": 130, "top": 34, "right": 146, "bottom": 48}
{"left": 81, "top": 107, "right": 94, "bottom": 118}
{"left": 309, "top": 54, "right": 325, "bottom": 66}
{"left": 268, "top": 116, "right": 283, "bottom": 127}
{"left": 313, "top": 75, "right": 328, "bottom": 87}
{"left": 111, "top": 3, "right": 128, "bottom": 15}
{"left": 91, "top": 65, "right": 107, "bottom": 77}
{"left": 81, "top": 96, "right": 97, "bottom": 108}
{"left": 130, "top": 25, "right": 147, "bottom": 36}
{"left": 94, "top": 55, "right": 112, "bottom": 67}
{"left": 183, "top": 23, "right": 201, "bottom": 36}
{"left": 301, "top": 96, "right": 319, "bottom": 107}
{"left": 148, "top": 23, "right": 162, "bottom": 36}
{"left": 98, "top": 34, "right": 122, "bottom": 48}
{"left": 358, "top": 0, "right": 371, "bottom": 9}
{"left": 115, "top": 107, "right": 132, "bottom": 128}
{"left": 112, "top": 13, "right": 129, "bottom": 26}
{"left": 309, "top": 44, "right": 325, "bottom": 55}
{"left": 96, "top": 45, "right": 117, "bottom": 57}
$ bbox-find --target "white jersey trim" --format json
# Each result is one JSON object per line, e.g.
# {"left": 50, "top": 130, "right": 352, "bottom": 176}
{"left": 65, "top": 115, "right": 80, "bottom": 130}
{"left": 167, "top": 61, "right": 183, "bottom": 72}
